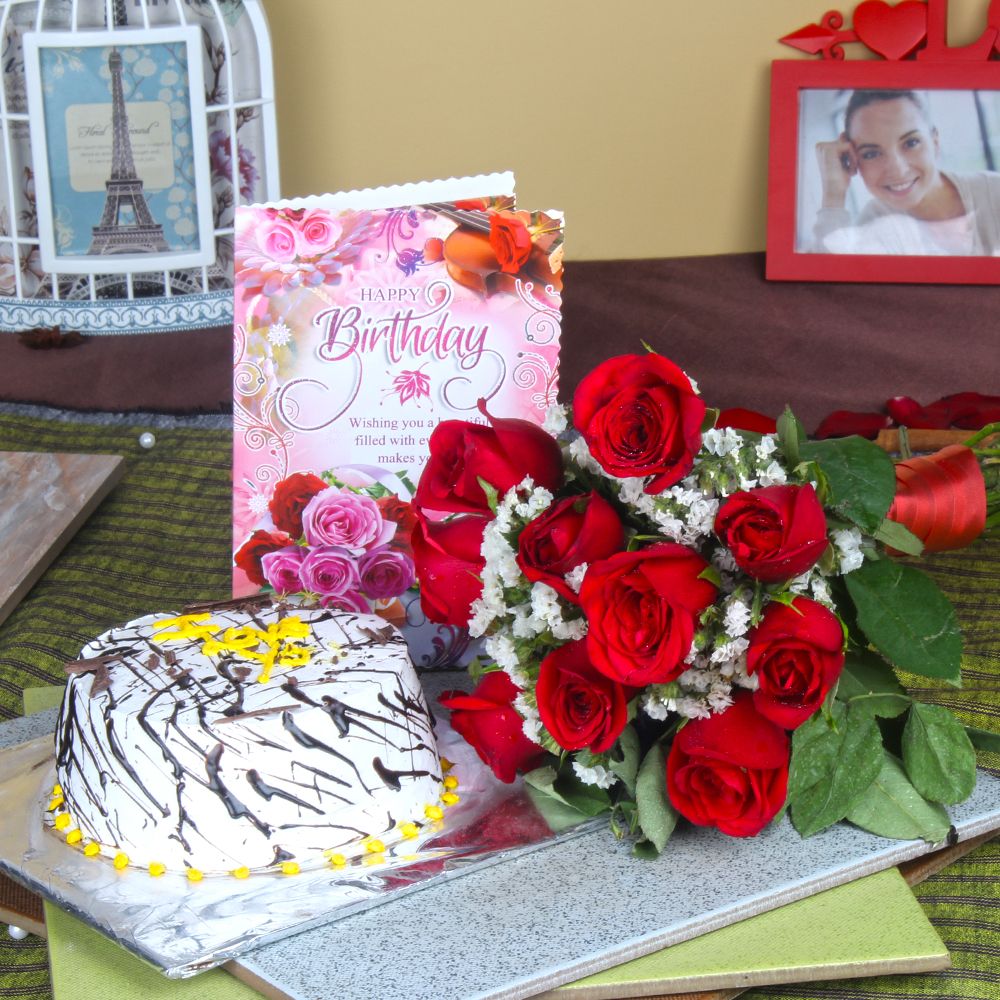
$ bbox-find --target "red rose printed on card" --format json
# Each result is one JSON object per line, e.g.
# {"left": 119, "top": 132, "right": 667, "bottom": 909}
{"left": 268, "top": 472, "right": 328, "bottom": 538}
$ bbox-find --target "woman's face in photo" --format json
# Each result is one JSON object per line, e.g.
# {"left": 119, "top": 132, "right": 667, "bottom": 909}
{"left": 847, "top": 98, "right": 941, "bottom": 213}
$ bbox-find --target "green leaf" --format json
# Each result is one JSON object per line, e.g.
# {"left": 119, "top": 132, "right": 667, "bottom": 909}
{"left": 608, "top": 725, "right": 640, "bottom": 796}
{"left": 635, "top": 744, "right": 677, "bottom": 853}
{"left": 846, "top": 693, "right": 911, "bottom": 719}
{"left": 800, "top": 437, "right": 896, "bottom": 534}
{"left": 846, "top": 752, "right": 952, "bottom": 843}
{"left": 902, "top": 703, "right": 977, "bottom": 804}
{"left": 789, "top": 704, "right": 884, "bottom": 838}
{"left": 477, "top": 476, "right": 500, "bottom": 514}
{"left": 632, "top": 839, "right": 660, "bottom": 860}
{"left": 523, "top": 766, "right": 596, "bottom": 833}
{"left": 698, "top": 565, "right": 723, "bottom": 588}
{"left": 554, "top": 769, "right": 614, "bottom": 817}
{"left": 787, "top": 703, "right": 846, "bottom": 804}
{"left": 837, "top": 650, "right": 911, "bottom": 718}
{"left": 701, "top": 407, "right": 720, "bottom": 433}
{"left": 844, "top": 560, "right": 962, "bottom": 685}
{"left": 966, "top": 725, "right": 1000, "bottom": 755}
{"left": 872, "top": 517, "right": 924, "bottom": 556}
{"left": 777, "top": 406, "right": 805, "bottom": 466}
{"left": 838, "top": 650, "right": 908, "bottom": 700}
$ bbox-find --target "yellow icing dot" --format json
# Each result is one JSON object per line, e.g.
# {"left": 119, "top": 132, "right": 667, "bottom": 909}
{"left": 443, "top": 775, "right": 459, "bottom": 790}
{"left": 441, "top": 792, "right": 460, "bottom": 807}
{"left": 52, "top": 784, "right": 63, "bottom": 796}
{"left": 328, "top": 853, "right": 347, "bottom": 868}
{"left": 440, "top": 757, "right": 454, "bottom": 772}
{"left": 47, "top": 796, "right": 64, "bottom": 811}
{"left": 424, "top": 805, "right": 444, "bottom": 821}
{"left": 186, "top": 868, "right": 204, "bottom": 882}
{"left": 113, "top": 852, "right": 129, "bottom": 870}
{"left": 363, "top": 853, "right": 384, "bottom": 867}
{"left": 83, "top": 843, "right": 100, "bottom": 857}
{"left": 149, "top": 862, "right": 166, "bottom": 877}
{"left": 54, "top": 813, "right": 71, "bottom": 830}
{"left": 65, "top": 829, "right": 82, "bottom": 845}
{"left": 232, "top": 866, "right": 251, "bottom": 880}
{"left": 399, "top": 822, "right": 420, "bottom": 840}
{"left": 364, "top": 839, "right": 385, "bottom": 854}
{"left": 280, "top": 861, "right": 300, "bottom": 876}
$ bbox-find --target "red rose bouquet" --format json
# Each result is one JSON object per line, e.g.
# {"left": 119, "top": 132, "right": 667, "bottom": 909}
{"left": 415, "top": 350, "right": 998, "bottom": 855}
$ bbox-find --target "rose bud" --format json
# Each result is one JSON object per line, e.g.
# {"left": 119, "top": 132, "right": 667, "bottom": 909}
{"left": 579, "top": 543, "right": 717, "bottom": 686}
{"left": 234, "top": 529, "right": 294, "bottom": 587}
{"left": 572, "top": 353, "right": 706, "bottom": 493}
{"left": 715, "top": 484, "right": 829, "bottom": 583}
{"left": 517, "top": 492, "right": 625, "bottom": 602}
{"left": 415, "top": 403, "right": 563, "bottom": 515}
{"left": 411, "top": 513, "right": 487, "bottom": 626}
{"left": 666, "top": 692, "right": 790, "bottom": 837}
{"left": 422, "top": 237, "right": 445, "bottom": 263}
{"left": 439, "top": 672, "right": 546, "bottom": 783}
{"left": 358, "top": 545, "right": 416, "bottom": 600}
{"left": 268, "top": 472, "right": 328, "bottom": 538}
{"left": 536, "top": 640, "right": 628, "bottom": 753}
{"left": 887, "top": 444, "right": 987, "bottom": 553}
{"left": 376, "top": 494, "right": 418, "bottom": 555}
{"left": 488, "top": 210, "right": 533, "bottom": 274}
{"left": 747, "top": 597, "right": 845, "bottom": 730}
{"left": 260, "top": 545, "right": 307, "bottom": 595}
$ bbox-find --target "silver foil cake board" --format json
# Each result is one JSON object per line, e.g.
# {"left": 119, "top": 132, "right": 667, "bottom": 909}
{"left": 5, "top": 709, "right": 1000, "bottom": 1000}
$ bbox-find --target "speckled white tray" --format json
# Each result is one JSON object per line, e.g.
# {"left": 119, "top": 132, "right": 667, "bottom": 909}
{"left": 5, "top": 704, "right": 1000, "bottom": 1000}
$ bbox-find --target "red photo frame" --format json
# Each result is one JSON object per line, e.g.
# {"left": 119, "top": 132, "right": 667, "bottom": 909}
{"left": 767, "top": 60, "right": 1000, "bottom": 284}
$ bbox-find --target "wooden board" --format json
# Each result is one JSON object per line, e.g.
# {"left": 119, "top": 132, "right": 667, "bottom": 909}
{"left": 0, "top": 452, "right": 124, "bottom": 626}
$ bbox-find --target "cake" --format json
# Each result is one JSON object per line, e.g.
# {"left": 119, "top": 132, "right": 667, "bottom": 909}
{"left": 48, "top": 600, "right": 446, "bottom": 877}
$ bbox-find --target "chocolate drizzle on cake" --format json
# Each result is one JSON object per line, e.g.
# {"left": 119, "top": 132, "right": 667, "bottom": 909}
{"left": 52, "top": 605, "right": 442, "bottom": 875}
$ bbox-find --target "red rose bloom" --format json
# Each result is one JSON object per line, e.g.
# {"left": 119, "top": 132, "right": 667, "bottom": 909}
{"left": 439, "top": 672, "right": 545, "bottom": 783}
{"left": 579, "top": 544, "right": 717, "bottom": 686}
{"left": 234, "top": 529, "right": 294, "bottom": 587}
{"left": 410, "top": 513, "right": 486, "bottom": 626}
{"left": 376, "top": 494, "right": 418, "bottom": 555}
{"left": 747, "top": 597, "right": 845, "bottom": 730}
{"left": 572, "top": 353, "right": 706, "bottom": 493}
{"left": 887, "top": 444, "right": 987, "bottom": 553}
{"left": 415, "top": 403, "right": 562, "bottom": 515}
{"left": 714, "top": 484, "right": 829, "bottom": 583}
{"left": 268, "top": 472, "right": 328, "bottom": 538}
{"left": 488, "top": 210, "right": 533, "bottom": 274}
{"left": 536, "top": 640, "right": 628, "bottom": 753}
{"left": 517, "top": 492, "right": 625, "bottom": 602}
{"left": 666, "top": 692, "right": 790, "bottom": 837}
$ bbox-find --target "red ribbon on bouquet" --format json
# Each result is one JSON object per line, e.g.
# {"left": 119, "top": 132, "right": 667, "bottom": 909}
{"left": 887, "top": 445, "right": 987, "bottom": 553}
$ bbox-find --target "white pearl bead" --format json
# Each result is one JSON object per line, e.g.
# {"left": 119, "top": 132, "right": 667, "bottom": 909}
{"left": 138, "top": 432, "right": 156, "bottom": 450}
{"left": 7, "top": 925, "right": 29, "bottom": 940}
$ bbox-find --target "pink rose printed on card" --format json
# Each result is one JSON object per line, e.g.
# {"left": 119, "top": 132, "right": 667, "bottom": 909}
{"left": 232, "top": 174, "right": 563, "bottom": 662}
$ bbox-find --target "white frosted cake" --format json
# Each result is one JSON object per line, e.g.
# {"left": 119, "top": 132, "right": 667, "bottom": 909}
{"left": 48, "top": 600, "right": 445, "bottom": 877}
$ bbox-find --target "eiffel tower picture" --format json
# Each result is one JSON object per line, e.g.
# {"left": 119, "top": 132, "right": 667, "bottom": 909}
{"left": 88, "top": 46, "right": 169, "bottom": 256}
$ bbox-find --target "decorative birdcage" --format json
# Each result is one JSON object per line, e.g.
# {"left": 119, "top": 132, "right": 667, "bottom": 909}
{"left": 0, "top": 0, "right": 278, "bottom": 333}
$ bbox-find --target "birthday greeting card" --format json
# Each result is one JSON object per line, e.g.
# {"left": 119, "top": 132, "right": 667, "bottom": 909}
{"left": 231, "top": 173, "right": 563, "bottom": 667}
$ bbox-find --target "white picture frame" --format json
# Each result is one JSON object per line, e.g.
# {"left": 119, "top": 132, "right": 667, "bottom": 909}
{"left": 22, "top": 25, "right": 215, "bottom": 275}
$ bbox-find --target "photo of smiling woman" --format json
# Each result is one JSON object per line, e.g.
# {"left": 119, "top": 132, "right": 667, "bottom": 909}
{"left": 797, "top": 88, "right": 1000, "bottom": 256}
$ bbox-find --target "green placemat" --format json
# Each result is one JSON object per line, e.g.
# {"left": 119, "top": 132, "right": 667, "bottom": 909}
{"left": 1, "top": 410, "right": 999, "bottom": 1000}
{"left": 44, "top": 905, "right": 261, "bottom": 1000}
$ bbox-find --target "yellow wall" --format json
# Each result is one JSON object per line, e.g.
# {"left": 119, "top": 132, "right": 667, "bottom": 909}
{"left": 259, "top": 0, "right": 993, "bottom": 259}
